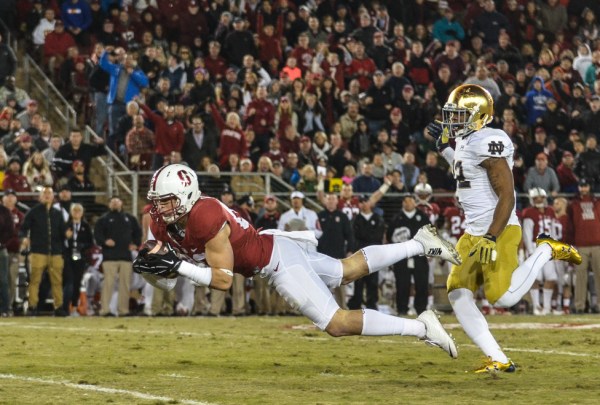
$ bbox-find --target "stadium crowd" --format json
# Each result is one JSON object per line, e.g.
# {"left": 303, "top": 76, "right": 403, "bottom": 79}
{"left": 1, "top": 0, "right": 600, "bottom": 317}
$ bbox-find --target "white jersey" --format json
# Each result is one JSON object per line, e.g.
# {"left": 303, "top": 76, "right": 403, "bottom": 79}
{"left": 452, "top": 127, "right": 520, "bottom": 236}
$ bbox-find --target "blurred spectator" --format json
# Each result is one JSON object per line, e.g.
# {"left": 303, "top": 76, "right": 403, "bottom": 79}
{"left": 0, "top": 33, "right": 16, "bottom": 87}
{"left": 245, "top": 84, "right": 275, "bottom": 151}
{"left": 464, "top": 66, "right": 501, "bottom": 100}
{"left": 62, "top": 203, "right": 93, "bottom": 315}
{"left": 349, "top": 119, "right": 372, "bottom": 160}
{"left": 42, "top": 135, "right": 62, "bottom": 165}
{"left": 556, "top": 150, "right": 578, "bottom": 193}
{"left": 12, "top": 132, "right": 36, "bottom": 165}
{"left": 0, "top": 76, "right": 30, "bottom": 108}
{"left": 16, "top": 100, "right": 39, "bottom": 131}
{"left": 66, "top": 160, "right": 100, "bottom": 210}
{"left": 209, "top": 103, "right": 248, "bottom": 169}
{"left": 433, "top": 40, "right": 465, "bottom": 85}
{"left": 20, "top": 187, "right": 67, "bottom": 316}
{"left": 2, "top": 157, "right": 34, "bottom": 205}
{"left": 88, "top": 43, "right": 110, "bottom": 137}
{"left": 347, "top": 40, "right": 376, "bottom": 91}
{"left": 569, "top": 179, "right": 600, "bottom": 314}
{"left": 364, "top": 70, "right": 393, "bottom": 134}
{"left": 523, "top": 152, "right": 560, "bottom": 197}
{"left": 576, "top": 96, "right": 600, "bottom": 138}
{"left": 432, "top": 7, "right": 465, "bottom": 45}
{"left": 100, "top": 47, "right": 149, "bottom": 150}
{"left": 574, "top": 44, "right": 592, "bottom": 79}
{"left": 52, "top": 128, "right": 106, "bottom": 180}
{"left": 61, "top": 0, "right": 92, "bottom": 46}
{"left": 23, "top": 151, "right": 53, "bottom": 189}
{"left": 525, "top": 77, "right": 553, "bottom": 126}
{"left": 278, "top": 190, "right": 322, "bottom": 244}
{"left": 197, "top": 164, "right": 229, "bottom": 198}
{"left": 574, "top": 134, "right": 600, "bottom": 192}
{"left": 1, "top": 189, "right": 24, "bottom": 313}
{"left": 231, "top": 158, "right": 264, "bottom": 196}
{"left": 139, "top": 101, "right": 185, "bottom": 170}
{"left": 224, "top": 17, "right": 257, "bottom": 68}
{"left": 94, "top": 197, "right": 141, "bottom": 317}
{"left": 0, "top": 200, "right": 13, "bottom": 316}
{"left": 400, "top": 151, "right": 420, "bottom": 191}
{"left": 472, "top": 0, "right": 510, "bottom": 48}
{"left": 32, "top": 8, "right": 57, "bottom": 52}
{"left": 262, "top": 137, "right": 286, "bottom": 167}
{"left": 125, "top": 114, "right": 155, "bottom": 170}
{"left": 539, "top": 0, "right": 568, "bottom": 40}
{"left": 44, "top": 20, "right": 76, "bottom": 82}
{"left": 352, "top": 162, "right": 381, "bottom": 193}
{"left": 182, "top": 115, "right": 218, "bottom": 171}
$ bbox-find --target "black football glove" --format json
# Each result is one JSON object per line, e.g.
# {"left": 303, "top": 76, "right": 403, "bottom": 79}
{"left": 133, "top": 242, "right": 182, "bottom": 278}
{"left": 426, "top": 121, "right": 449, "bottom": 152}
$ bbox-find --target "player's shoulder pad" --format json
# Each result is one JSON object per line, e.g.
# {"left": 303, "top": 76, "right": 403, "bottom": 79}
{"left": 470, "top": 127, "right": 513, "bottom": 159}
{"left": 187, "top": 197, "right": 227, "bottom": 233}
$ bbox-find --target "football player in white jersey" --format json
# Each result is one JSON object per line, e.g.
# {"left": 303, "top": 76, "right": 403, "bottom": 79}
{"left": 427, "top": 84, "right": 582, "bottom": 373}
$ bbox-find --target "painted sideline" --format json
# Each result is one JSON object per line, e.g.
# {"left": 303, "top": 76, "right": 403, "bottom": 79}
{"left": 0, "top": 373, "right": 216, "bottom": 405}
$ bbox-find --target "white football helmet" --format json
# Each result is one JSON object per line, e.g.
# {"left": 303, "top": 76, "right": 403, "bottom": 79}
{"left": 528, "top": 187, "right": 547, "bottom": 209}
{"left": 148, "top": 164, "right": 201, "bottom": 224}
{"left": 414, "top": 183, "right": 433, "bottom": 204}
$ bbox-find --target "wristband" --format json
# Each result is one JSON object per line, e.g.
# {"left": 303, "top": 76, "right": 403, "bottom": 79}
{"left": 177, "top": 261, "right": 212, "bottom": 287}
{"left": 483, "top": 233, "right": 497, "bottom": 242}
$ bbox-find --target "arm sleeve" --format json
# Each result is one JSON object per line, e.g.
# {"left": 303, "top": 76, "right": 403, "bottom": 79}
{"left": 131, "top": 69, "right": 149, "bottom": 88}
{"left": 99, "top": 51, "right": 117, "bottom": 76}
{"left": 142, "top": 273, "right": 177, "bottom": 291}
{"left": 522, "top": 217, "right": 536, "bottom": 255}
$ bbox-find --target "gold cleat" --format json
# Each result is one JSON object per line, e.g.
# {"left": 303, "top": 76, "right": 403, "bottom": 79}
{"left": 536, "top": 234, "right": 582, "bottom": 265}
{"left": 474, "top": 357, "right": 516, "bottom": 374}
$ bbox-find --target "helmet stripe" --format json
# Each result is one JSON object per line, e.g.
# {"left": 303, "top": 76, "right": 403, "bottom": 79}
{"left": 151, "top": 165, "right": 168, "bottom": 191}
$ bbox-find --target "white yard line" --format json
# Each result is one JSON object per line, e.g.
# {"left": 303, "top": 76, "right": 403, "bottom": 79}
{"left": 0, "top": 322, "right": 211, "bottom": 337}
{"left": 0, "top": 373, "right": 216, "bottom": 405}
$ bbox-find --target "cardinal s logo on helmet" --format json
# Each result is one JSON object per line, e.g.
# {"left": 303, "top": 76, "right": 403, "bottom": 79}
{"left": 148, "top": 164, "right": 202, "bottom": 224}
{"left": 442, "top": 84, "right": 494, "bottom": 138}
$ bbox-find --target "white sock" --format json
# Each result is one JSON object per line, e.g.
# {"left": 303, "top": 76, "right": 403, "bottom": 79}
{"left": 543, "top": 289, "right": 553, "bottom": 311}
{"left": 481, "top": 299, "right": 490, "bottom": 308}
{"left": 530, "top": 288, "right": 540, "bottom": 309}
{"left": 449, "top": 288, "right": 508, "bottom": 363}
{"left": 563, "top": 298, "right": 570, "bottom": 308}
{"left": 496, "top": 244, "right": 552, "bottom": 307}
{"left": 362, "top": 241, "right": 423, "bottom": 274}
{"left": 361, "top": 309, "right": 426, "bottom": 337}
{"left": 427, "top": 295, "right": 434, "bottom": 307}
{"left": 408, "top": 295, "right": 415, "bottom": 310}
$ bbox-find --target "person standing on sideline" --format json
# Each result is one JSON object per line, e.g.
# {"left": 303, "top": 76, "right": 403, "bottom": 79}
{"left": 278, "top": 191, "right": 322, "bottom": 250}
{"left": 348, "top": 194, "right": 385, "bottom": 311}
{"left": 20, "top": 187, "right": 67, "bottom": 316}
{"left": 569, "top": 178, "right": 600, "bottom": 313}
{"left": 1, "top": 190, "right": 24, "bottom": 314}
{"left": 94, "top": 197, "right": 141, "bottom": 316}
{"left": 387, "top": 194, "right": 431, "bottom": 315}
{"left": 318, "top": 193, "right": 354, "bottom": 309}
{"left": 62, "top": 203, "right": 94, "bottom": 315}
{"left": 0, "top": 201, "right": 14, "bottom": 317}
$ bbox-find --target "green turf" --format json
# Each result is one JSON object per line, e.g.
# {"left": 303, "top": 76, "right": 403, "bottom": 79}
{"left": 1, "top": 315, "right": 600, "bottom": 405}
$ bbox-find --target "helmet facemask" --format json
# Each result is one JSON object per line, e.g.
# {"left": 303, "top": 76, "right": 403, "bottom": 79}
{"left": 149, "top": 194, "right": 186, "bottom": 225}
{"left": 442, "top": 103, "right": 480, "bottom": 138}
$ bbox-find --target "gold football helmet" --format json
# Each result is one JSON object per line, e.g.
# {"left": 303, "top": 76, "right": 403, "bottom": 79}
{"left": 442, "top": 84, "right": 494, "bottom": 138}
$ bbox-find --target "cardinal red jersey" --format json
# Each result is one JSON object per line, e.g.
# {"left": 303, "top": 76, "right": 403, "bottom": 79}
{"left": 338, "top": 196, "right": 360, "bottom": 220}
{"left": 443, "top": 206, "right": 466, "bottom": 238}
{"left": 417, "top": 202, "right": 440, "bottom": 225}
{"left": 521, "top": 206, "right": 559, "bottom": 240}
{"left": 554, "top": 214, "right": 572, "bottom": 245}
{"left": 150, "top": 197, "right": 274, "bottom": 277}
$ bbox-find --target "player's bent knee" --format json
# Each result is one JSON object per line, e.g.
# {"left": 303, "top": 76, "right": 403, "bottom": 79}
{"left": 494, "top": 291, "right": 518, "bottom": 308}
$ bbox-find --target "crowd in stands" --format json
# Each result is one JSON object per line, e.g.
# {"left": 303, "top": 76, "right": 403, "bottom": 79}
{"left": 1, "top": 0, "right": 600, "bottom": 317}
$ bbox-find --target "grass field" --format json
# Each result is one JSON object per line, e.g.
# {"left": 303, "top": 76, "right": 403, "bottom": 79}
{"left": 1, "top": 315, "right": 600, "bottom": 405}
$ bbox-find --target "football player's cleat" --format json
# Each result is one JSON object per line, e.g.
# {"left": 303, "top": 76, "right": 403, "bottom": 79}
{"left": 474, "top": 357, "right": 516, "bottom": 374}
{"left": 414, "top": 224, "right": 462, "bottom": 265}
{"left": 417, "top": 310, "right": 458, "bottom": 359}
{"left": 536, "top": 234, "right": 582, "bottom": 265}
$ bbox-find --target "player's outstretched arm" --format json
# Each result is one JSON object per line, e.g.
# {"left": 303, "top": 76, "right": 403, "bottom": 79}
{"left": 203, "top": 224, "right": 235, "bottom": 290}
{"left": 481, "top": 157, "right": 515, "bottom": 238}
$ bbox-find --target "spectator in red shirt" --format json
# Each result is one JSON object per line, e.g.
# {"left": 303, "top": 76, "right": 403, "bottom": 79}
{"left": 125, "top": 114, "right": 155, "bottom": 170}
{"left": 433, "top": 40, "right": 465, "bottom": 85}
{"left": 244, "top": 84, "right": 275, "bottom": 152}
{"left": 210, "top": 103, "right": 248, "bottom": 169}
{"left": 274, "top": 96, "right": 298, "bottom": 138}
{"left": 346, "top": 41, "right": 377, "bottom": 91}
{"left": 2, "top": 157, "right": 34, "bottom": 206}
{"left": 138, "top": 101, "right": 185, "bottom": 170}
{"left": 556, "top": 150, "right": 578, "bottom": 193}
{"left": 204, "top": 41, "right": 228, "bottom": 83}
{"left": 290, "top": 33, "right": 314, "bottom": 74}
{"left": 44, "top": 20, "right": 76, "bottom": 81}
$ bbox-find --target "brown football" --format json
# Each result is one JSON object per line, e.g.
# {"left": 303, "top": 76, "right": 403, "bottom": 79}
{"left": 141, "top": 240, "right": 169, "bottom": 255}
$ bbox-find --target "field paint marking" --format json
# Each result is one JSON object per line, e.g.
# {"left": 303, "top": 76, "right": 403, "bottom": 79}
{"left": 459, "top": 344, "right": 600, "bottom": 359}
{"left": 0, "top": 322, "right": 212, "bottom": 337}
{"left": 0, "top": 373, "right": 216, "bottom": 405}
{"left": 444, "top": 322, "right": 600, "bottom": 330}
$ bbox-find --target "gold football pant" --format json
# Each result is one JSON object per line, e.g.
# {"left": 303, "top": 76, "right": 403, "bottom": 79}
{"left": 447, "top": 225, "right": 521, "bottom": 304}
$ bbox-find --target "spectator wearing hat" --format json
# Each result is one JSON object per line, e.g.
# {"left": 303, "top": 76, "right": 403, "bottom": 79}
{"left": 523, "top": 152, "right": 561, "bottom": 197}
{"left": 12, "top": 132, "right": 37, "bottom": 166}
{"left": 179, "top": 0, "right": 209, "bottom": 47}
{"left": 230, "top": 158, "right": 265, "bottom": 196}
{"left": 556, "top": 150, "right": 579, "bottom": 193}
{"left": 61, "top": 0, "right": 92, "bottom": 46}
{"left": 569, "top": 178, "right": 600, "bottom": 313}
{"left": 1, "top": 189, "right": 24, "bottom": 313}
{"left": 20, "top": 187, "right": 68, "bottom": 316}
{"left": 574, "top": 134, "right": 600, "bottom": 192}
{"left": 363, "top": 70, "right": 393, "bottom": 134}
{"left": 16, "top": 100, "right": 38, "bottom": 130}
{"left": 0, "top": 76, "right": 30, "bottom": 109}
{"left": 278, "top": 190, "right": 322, "bottom": 249}
{"left": 433, "top": 40, "right": 465, "bottom": 86}
{"left": 224, "top": 16, "right": 257, "bottom": 68}
{"left": 397, "top": 84, "right": 423, "bottom": 137}
{"left": 52, "top": 128, "right": 106, "bottom": 180}
{"left": 3, "top": 157, "right": 34, "bottom": 205}
{"left": 432, "top": 7, "right": 465, "bottom": 45}
{"left": 384, "top": 107, "right": 411, "bottom": 154}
